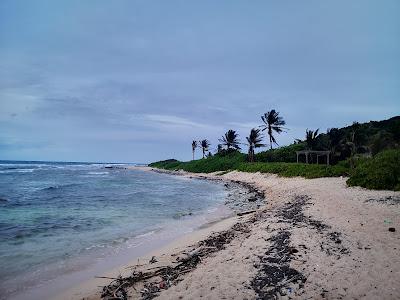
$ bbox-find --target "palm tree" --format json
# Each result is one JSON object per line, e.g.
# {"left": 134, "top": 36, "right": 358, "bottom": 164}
{"left": 260, "top": 109, "right": 286, "bottom": 150}
{"left": 191, "top": 140, "right": 198, "bottom": 160}
{"left": 305, "top": 128, "right": 319, "bottom": 150}
{"left": 200, "top": 139, "right": 210, "bottom": 158}
{"left": 219, "top": 130, "right": 241, "bottom": 151}
{"left": 246, "top": 128, "right": 265, "bottom": 162}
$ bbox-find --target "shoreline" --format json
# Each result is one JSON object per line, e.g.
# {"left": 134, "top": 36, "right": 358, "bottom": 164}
{"left": 96, "top": 167, "right": 399, "bottom": 300}
{"left": 17, "top": 167, "right": 400, "bottom": 299}
{"left": 8, "top": 167, "right": 262, "bottom": 300}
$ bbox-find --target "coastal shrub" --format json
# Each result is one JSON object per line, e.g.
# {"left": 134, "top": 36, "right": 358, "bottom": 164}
{"left": 149, "top": 152, "right": 246, "bottom": 173}
{"left": 255, "top": 143, "right": 306, "bottom": 163}
{"left": 347, "top": 149, "right": 400, "bottom": 190}
{"left": 149, "top": 159, "right": 181, "bottom": 169}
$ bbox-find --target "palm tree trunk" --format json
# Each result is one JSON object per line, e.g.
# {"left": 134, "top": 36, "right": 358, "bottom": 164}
{"left": 202, "top": 148, "right": 205, "bottom": 158}
{"left": 192, "top": 150, "right": 194, "bottom": 161}
{"left": 268, "top": 126, "right": 273, "bottom": 150}
{"left": 269, "top": 135, "right": 272, "bottom": 150}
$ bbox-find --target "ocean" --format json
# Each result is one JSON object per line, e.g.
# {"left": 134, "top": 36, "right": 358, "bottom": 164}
{"left": 0, "top": 161, "right": 235, "bottom": 299}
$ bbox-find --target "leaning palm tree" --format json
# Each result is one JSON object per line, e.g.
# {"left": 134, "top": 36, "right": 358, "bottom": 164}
{"left": 191, "top": 140, "right": 198, "bottom": 160}
{"left": 260, "top": 109, "right": 286, "bottom": 150}
{"left": 305, "top": 128, "right": 319, "bottom": 150}
{"left": 200, "top": 139, "right": 210, "bottom": 158}
{"left": 246, "top": 128, "right": 265, "bottom": 162}
{"left": 219, "top": 130, "right": 241, "bottom": 151}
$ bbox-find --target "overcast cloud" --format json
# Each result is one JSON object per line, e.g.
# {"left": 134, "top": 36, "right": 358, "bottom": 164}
{"left": 0, "top": 0, "right": 399, "bottom": 163}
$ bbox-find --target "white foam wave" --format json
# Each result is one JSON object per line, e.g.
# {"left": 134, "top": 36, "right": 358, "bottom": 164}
{"left": 0, "top": 169, "right": 34, "bottom": 173}
{"left": 87, "top": 171, "right": 109, "bottom": 175}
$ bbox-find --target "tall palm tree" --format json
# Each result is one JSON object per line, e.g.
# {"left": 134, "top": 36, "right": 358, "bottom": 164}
{"left": 260, "top": 109, "right": 286, "bottom": 150}
{"left": 305, "top": 128, "right": 319, "bottom": 150}
{"left": 191, "top": 140, "right": 198, "bottom": 160}
{"left": 200, "top": 139, "right": 210, "bottom": 158}
{"left": 246, "top": 128, "right": 265, "bottom": 162}
{"left": 219, "top": 130, "right": 241, "bottom": 151}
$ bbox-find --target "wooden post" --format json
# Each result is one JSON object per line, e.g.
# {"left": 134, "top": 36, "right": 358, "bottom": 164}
{"left": 327, "top": 153, "right": 330, "bottom": 165}
{"left": 296, "top": 153, "right": 299, "bottom": 163}
{"left": 305, "top": 152, "right": 308, "bottom": 164}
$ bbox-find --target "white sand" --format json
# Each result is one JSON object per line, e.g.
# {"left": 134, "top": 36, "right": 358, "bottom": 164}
{"left": 58, "top": 168, "right": 400, "bottom": 299}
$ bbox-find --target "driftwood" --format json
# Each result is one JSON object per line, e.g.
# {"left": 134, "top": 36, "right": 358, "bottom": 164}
{"left": 237, "top": 210, "right": 256, "bottom": 216}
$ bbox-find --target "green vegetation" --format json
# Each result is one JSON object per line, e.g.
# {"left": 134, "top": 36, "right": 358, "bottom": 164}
{"left": 150, "top": 152, "right": 246, "bottom": 173}
{"left": 255, "top": 143, "right": 305, "bottom": 163}
{"left": 347, "top": 149, "right": 400, "bottom": 191}
{"left": 149, "top": 151, "right": 349, "bottom": 178}
{"left": 152, "top": 114, "right": 400, "bottom": 191}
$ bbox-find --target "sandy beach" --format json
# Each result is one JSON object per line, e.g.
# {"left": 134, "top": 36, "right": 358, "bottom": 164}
{"left": 52, "top": 167, "right": 399, "bottom": 300}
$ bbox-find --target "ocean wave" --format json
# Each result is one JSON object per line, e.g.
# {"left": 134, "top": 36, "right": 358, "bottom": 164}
{"left": 0, "top": 169, "right": 35, "bottom": 174}
{"left": 87, "top": 171, "right": 109, "bottom": 175}
{"left": 135, "top": 230, "right": 156, "bottom": 238}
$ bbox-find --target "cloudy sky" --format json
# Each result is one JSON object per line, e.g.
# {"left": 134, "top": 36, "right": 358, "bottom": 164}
{"left": 1, "top": 0, "right": 399, "bottom": 163}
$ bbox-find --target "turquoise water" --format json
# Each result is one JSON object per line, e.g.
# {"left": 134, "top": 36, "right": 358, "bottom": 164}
{"left": 0, "top": 161, "right": 228, "bottom": 297}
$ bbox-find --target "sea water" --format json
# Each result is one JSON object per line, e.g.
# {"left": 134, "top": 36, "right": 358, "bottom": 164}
{"left": 0, "top": 161, "right": 230, "bottom": 298}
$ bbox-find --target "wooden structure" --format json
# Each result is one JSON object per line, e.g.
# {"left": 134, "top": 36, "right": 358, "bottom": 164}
{"left": 296, "top": 150, "right": 331, "bottom": 165}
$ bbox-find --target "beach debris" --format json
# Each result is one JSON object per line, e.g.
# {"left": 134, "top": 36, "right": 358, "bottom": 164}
{"left": 388, "top": 227, "right": 396, "bottom": 232}
{"left": 251, "top": 230, "right": 306, "bottom": 299}
{"left": 277, "top": 195, "right": 350, "bottom": 258}
{"left": 101, "top": 222, "right": 251, "bottom": 300}
{"left": 366, "top": 196, "right": 400, "bottom": 205}
{"left": 222, "top": 180, "right": 265, "bottom": 213}
{"left": 149, "top": 256, "right": 157, "bottom": 264}
{"left": 252, "top": 194, "right": 352, "bottom": 299}
{"left": 237, "top": 210, "right": 256, "bottom": 216}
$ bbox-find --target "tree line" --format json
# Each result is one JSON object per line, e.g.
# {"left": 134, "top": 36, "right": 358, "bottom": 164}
{"left": 191, "top": 111, "right": 400, "bottom": 164}
{"left": 192, "top": 109, "right": 288, "bottom": 162}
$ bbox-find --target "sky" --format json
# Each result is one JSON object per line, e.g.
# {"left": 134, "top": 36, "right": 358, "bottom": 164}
{"left": 0, "top": 0, "right": 399, "bottom": 163}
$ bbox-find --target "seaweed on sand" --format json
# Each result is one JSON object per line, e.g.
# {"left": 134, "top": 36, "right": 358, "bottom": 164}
{"left": 101, "top": 223, "right": 251, "bottom": 300}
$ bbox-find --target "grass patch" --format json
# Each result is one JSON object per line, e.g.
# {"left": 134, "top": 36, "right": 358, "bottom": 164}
{"left": 236, "top": 161, "right": 349, "bottom": 178}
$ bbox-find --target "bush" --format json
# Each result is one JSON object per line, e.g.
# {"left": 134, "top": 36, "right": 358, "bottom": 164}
{"left": 347, "top": 149, "right": 400, "bottom": 190}
{"left": 149, "top": 152, "right": 246, "bottom": 173}
{"left": 255, "top": 143, "right": 306, "bottom": 163}
{"left": 149, "top": 159, "right": 180, "bottom": 169}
